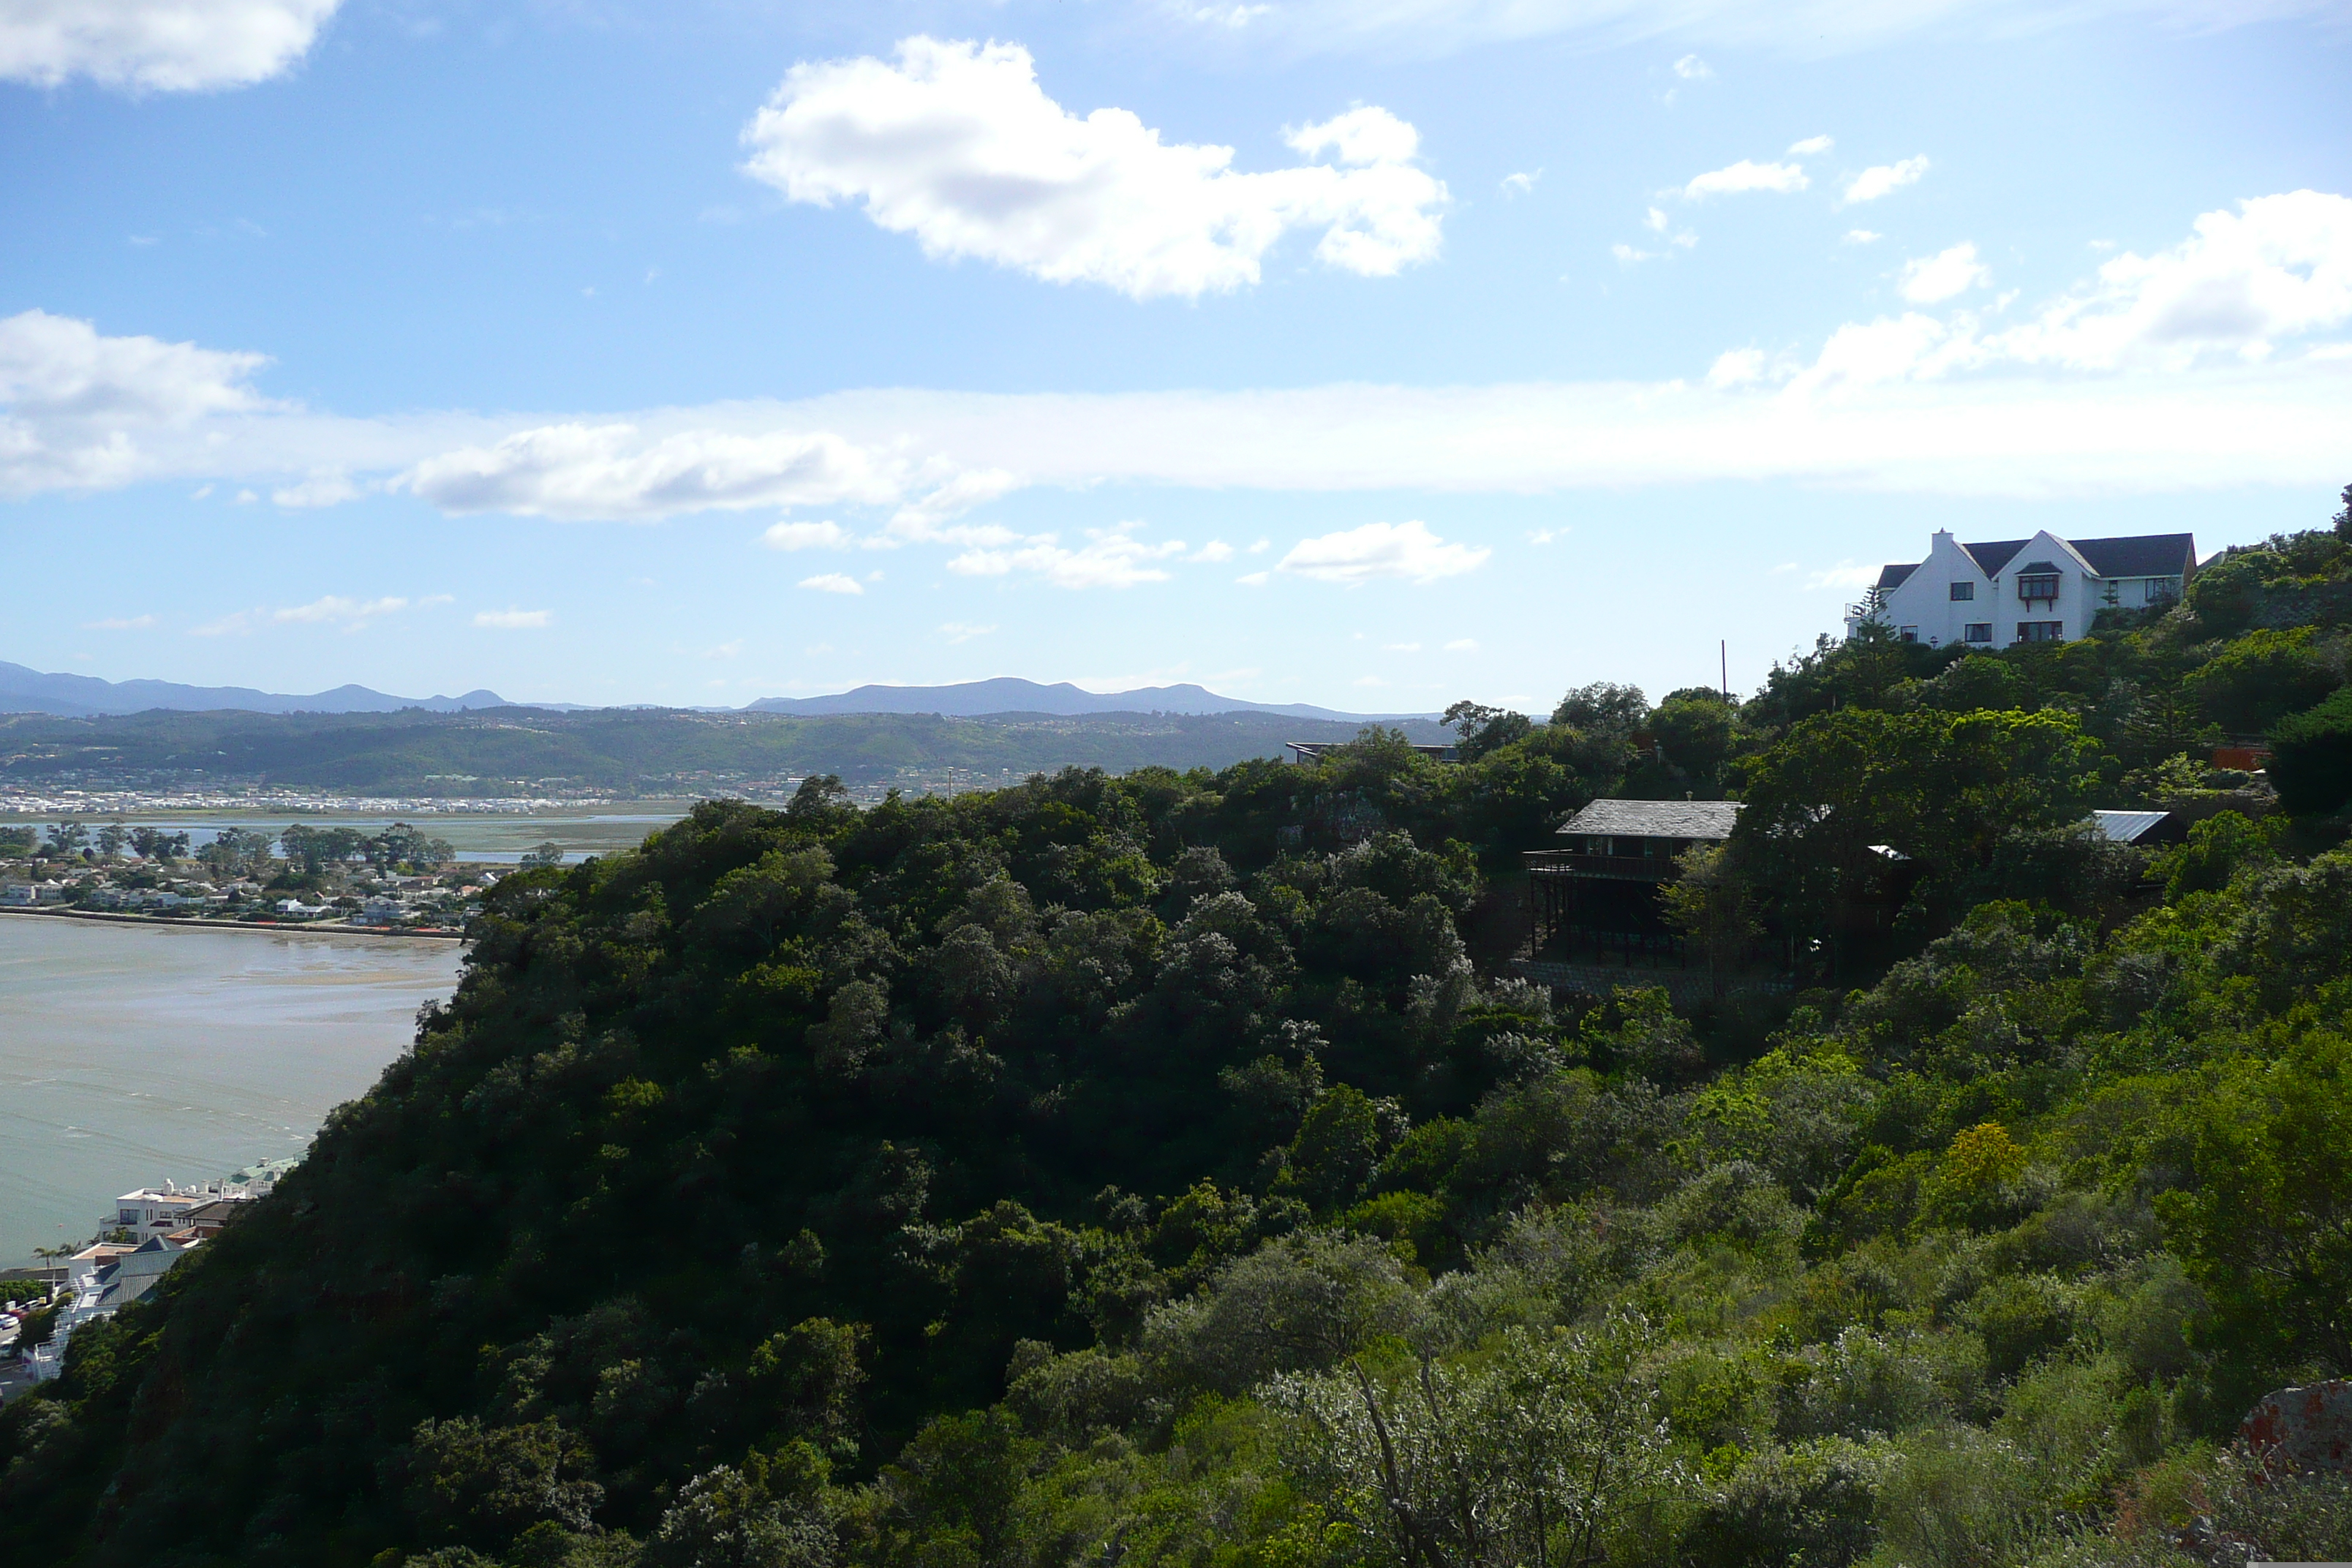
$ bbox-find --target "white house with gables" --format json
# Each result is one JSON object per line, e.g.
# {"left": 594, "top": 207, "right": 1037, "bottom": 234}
{"left": 1847, "top": 529, "right": 2198, "bottom": 649}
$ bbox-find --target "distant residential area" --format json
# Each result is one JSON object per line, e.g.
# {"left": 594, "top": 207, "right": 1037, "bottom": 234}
{"left": 0, "top": 820, "right": 512, "bottom": 934}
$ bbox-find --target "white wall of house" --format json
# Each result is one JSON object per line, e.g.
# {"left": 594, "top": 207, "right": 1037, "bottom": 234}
{"left": 1849, "top": 528, "right": 2188, "bottom": 649}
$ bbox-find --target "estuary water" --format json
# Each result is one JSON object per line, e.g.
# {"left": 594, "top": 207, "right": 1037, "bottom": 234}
{"left": 0, "top": 916, "right": 462, "bottom": 1267}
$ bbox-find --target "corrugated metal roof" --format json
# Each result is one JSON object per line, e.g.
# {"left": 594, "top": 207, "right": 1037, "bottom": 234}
{"left": 1559, "top": 799, "right": 1744, "bottom": 839}
{"left": 2089, "top": 809, "right": 2171, "bottom": 843}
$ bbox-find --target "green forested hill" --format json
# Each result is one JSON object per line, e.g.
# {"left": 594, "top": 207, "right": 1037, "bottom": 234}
{"left": 7, "top": 506, "right": 2352, "bottom": 1568}
{"left": 0, "top": 707, "right": 1451, "bottom": 796}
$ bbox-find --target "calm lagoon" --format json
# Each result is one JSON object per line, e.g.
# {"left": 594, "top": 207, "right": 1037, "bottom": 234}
{"left": 0, "top": 917, "right": 461, "bottom": 1267}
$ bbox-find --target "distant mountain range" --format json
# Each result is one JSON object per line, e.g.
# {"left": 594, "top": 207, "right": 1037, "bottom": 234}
{"left": 0, "top": 663, "right": 1432, "bottom": 723}
{"left": 0, "top": 661, "right": 510, "bottom": 718}
{"left": 745, "top": 678, "right": 1432, "bottom": 722}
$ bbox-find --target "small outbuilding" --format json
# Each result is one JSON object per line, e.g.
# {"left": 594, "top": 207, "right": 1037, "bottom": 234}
{"left": 2087, "top": 809, "right": 2185, "bottom": 847}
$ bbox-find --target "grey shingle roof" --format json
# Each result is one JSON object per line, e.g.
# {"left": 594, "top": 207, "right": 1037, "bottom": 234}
{"left": 1880, "top": 533, "right": 2198, "bottom": 589}
{"left": 1559, "top": 799, "right": 1744, "bottom": 839}
{"left": 1959, "top": 538, "right": 2031, "bottom": 577}
{"left": 2070, "top": 534, "right": 2196, "bottom": 578}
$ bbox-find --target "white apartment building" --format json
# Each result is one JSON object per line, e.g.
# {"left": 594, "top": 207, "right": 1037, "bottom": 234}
{"left": 109, "top": 1179, "right": 268, "bottom": 1240}
{"left": 1846, "top": 529, "right": 2198, "bottom": 649}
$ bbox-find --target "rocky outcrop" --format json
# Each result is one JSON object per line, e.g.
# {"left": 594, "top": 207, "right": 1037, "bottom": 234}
{"left": 2242, "top": 1381, "right": 2352, "bottom": 1476}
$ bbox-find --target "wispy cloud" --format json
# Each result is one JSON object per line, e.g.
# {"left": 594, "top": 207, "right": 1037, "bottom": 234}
{"left": 799, "top": 573, "right": 865, "bottom": 595}
{"left": 1169, "top": 0, "right": 2318, "bottom": 59}
{"left": 474, "top": 607, "right": 551, "bottom": 629}
{"left": 940, "top": 622, "right": 997, "bottom": 642}
{"left": 5, "top": 194, "right": 2346, "bottom": 524}
{"left": 1804, "top": 562, "right": 1879, "bottom": 591}
{"left": 83, "top": 614, "right": 157, "bottom": 630}
{"left": 192, "top": 594, "right": 416, "bottom": 636}
{"left": 948, "top": 522, "right": 1188, "bottom": 589}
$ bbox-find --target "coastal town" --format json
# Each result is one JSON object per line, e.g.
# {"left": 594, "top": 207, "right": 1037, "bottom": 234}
{"left": 1, "top": 1161, "right": 297, "bottom": 1395}
{"left": 0, "top": 818, "right": 511, "bottom": 935}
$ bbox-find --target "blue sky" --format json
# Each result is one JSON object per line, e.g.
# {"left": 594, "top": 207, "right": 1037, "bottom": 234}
{"left": 2, "top": 0, "right": 2348, "bottom": 712}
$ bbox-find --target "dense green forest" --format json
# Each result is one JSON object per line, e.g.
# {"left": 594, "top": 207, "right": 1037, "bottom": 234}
{"left": 0, "top": 708, "right": 1450, "bottom": 796}
{"left": 8, "top": 502, "right": 2352, "bottom": 1567}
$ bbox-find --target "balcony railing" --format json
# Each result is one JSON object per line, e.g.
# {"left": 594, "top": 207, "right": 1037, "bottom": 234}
{"left": 1523, "top": 848, "right": 1667, "bottom": 880}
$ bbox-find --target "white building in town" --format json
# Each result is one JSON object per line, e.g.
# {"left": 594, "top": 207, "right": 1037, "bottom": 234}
{"left": 29, "top": 1237, "right": 197, "bottom": 1382}
{"left": 1847, "top": 529, "right": 2198, "bottom": 649}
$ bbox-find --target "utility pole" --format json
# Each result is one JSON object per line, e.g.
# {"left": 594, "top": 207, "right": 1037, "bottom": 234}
{"left": 1720, "top": 640, "right": 1729, "bottom": 703}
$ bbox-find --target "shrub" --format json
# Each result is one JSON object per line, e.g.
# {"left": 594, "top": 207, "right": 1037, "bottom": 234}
{"left": 2269, "top": 686, "right": 2352, "bottom": 815}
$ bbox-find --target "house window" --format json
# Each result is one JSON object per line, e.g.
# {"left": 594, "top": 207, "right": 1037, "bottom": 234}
{"left": 1949, "top": 581, "right": 1975, "bottom": 601}
{"left": 1963, "top": 622, "right": 1993, "bottom": 644}
{"left": 2017, "top": 573, "right": 2060, "bottom": 603}
{"left": 1899, "top": 627, "right": 1918, "bottom": 642}
{"left": 2017, "top": 620, "right": 2065, "bottom": 642}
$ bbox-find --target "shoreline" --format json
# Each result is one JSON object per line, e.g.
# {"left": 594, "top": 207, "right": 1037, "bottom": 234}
{"left": 0, "top": 906, "right": 465, "bottom": 941}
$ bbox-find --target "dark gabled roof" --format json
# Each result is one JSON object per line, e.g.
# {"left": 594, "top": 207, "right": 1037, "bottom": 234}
{"left": 2070, "top": 533, "right": 2196, "bottom": 578}
{"left": 2016, "top": 560, "right": 2060, "bottom": 576}
{"left": 1876, "top": 562, "right": 1920, "bottom": 591}
{"left": 1559, "top": 799, "right": 1744, "bottom": 840}
{"left": 1958, "top": 539, "right": 2030, "bottom": 577}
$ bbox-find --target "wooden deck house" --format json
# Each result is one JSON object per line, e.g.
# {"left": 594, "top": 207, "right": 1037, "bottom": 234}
{"left": 1523, "top": 799, "right": 1743, "bottom": 963}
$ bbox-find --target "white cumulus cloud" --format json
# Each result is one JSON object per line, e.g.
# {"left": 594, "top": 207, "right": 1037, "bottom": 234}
{"left": 1784, "top": 191, "right": 2352, "bottom": 391}
{"left": 0, "top": 308, "right": 274, "bottom": 496}
{"left": 1708, "top": 347, "right": 1768, "bottom": 388}
{"left": 761, "top": 519, "right": 851, "bottom": 551}
{"left": 1843, "top": 156, "right": 1930, "bottom": 204}
{"left": 798, "top": 573, "right": 865, "bottom": 595}
{"left": 0, "top": 0, "right": 340, "bottom": 91}
{"left": 1682, "top": 159, "right": 1807, "bottom": 199}
{"left": 1274, "top": 519, "right": 1490, "bottom": 586}
{"left": 737, "top": 37, "right": 1447, "bottom": 300}
{"left": 402, "top": 423, "right": 900, "bottom": 521}
{"left": 1788, "top": 135, "right": 1833, "bottom": 155}
{"left": 1673, "top": 52, "right": 1712, "bottom": 77}
{"left": 1899, "top": 241, "right": 1990, "bottom": 303}
{"left": 1981, "top": 189, "right": 2352, "bottom": 371}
